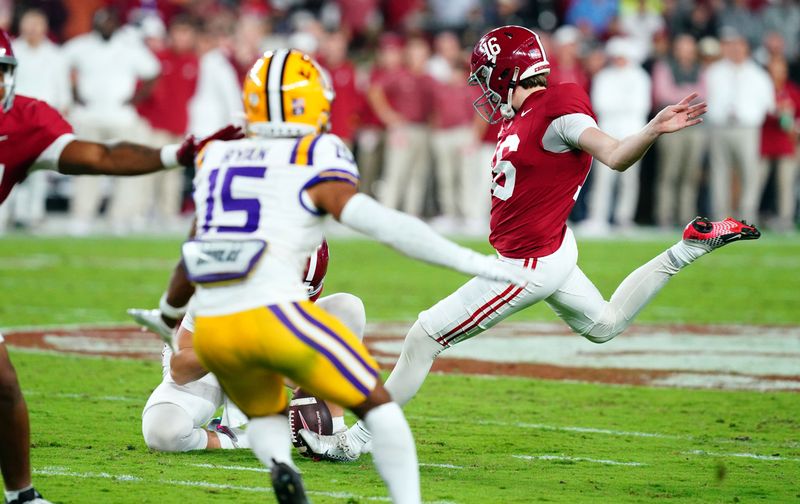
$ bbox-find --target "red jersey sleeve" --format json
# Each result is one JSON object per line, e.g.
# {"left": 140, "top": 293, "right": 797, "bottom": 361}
{"left": 545, "top": 83, "right": 596, "bottom": 121}
{"left": 30, "top": 99, "right": 74, "bottom": 147}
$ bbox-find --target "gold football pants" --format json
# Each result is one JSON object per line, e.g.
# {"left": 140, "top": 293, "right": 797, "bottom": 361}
{"left": 193, "top": 301, "right": 379, "bottom": 417}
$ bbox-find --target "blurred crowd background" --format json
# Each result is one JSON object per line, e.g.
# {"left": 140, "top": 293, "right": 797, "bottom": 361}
{"left": 0, "top": 0, "right": 798, "bottom": 236}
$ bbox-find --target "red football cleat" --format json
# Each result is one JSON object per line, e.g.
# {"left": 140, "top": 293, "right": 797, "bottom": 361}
{"left": 682, "top": 217, "right": 761, "bottom": 251}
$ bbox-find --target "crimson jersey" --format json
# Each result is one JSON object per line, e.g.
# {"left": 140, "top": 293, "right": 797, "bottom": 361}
{"left": 489, "top": 83, "right": 596, "bottom": 258}
{"left": 0, "top": 95, "right": 74, "bottom": 204}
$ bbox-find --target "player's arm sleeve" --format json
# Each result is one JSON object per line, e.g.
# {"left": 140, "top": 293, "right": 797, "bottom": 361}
{"left": 339, "top": 193, "right": 517, "bottom": 281}
{"left": 542, "top": 113, "right": 598, "bottom": 153}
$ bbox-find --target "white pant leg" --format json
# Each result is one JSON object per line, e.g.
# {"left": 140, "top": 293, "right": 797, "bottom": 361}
{"left": 419, "top": 228, "right": 579, "bottom": 346}
{"left": 316, "top": 292, "right": 366, "bottom": 341}
{"left": 379, "top": 126, "right": 415, "bottom": 211}
{"left": 776, "top": 155, "right": 799, "bottom": 223}
{"left": 614, "top": 160, "right": 641, "bottom": 226}
{"left": 141, "top": 348, "right": 224, "bottom": 452}
{"left": 734, "top": 127, "right": 762, "bottom": 222}
{"left": 11, "top": 170, "right": 48, "bottom": 226}
{"left": 462, "top": 142, "right": 493, "bottom": 223}
{"left": 709, "top": 127, "right": 734, "bottom": 220}
{"left": 546, "top": 243, "right": 683, "bottom": 344}
{"left": 586, "top": 161, "right": 615, "bottom": 225}
{"left": 107, "top": 119, "right": 151, "bottom": 233}
{"left": 402, "top": 125, "right": 431, "bottom": 217}
{"left": 69, "top": 122, "right": 110, "bottom": 233}
{"left": 385, "top": 229, "right": 579, "bottom": 406}
{"left": 431, "top": 128, "right": 462, "bottom": 218}
{"left": 655, "top": 132, "right": 683, "bottom": 227}
{"left": 678, "top": 127, "right": 706, "bottom": 224}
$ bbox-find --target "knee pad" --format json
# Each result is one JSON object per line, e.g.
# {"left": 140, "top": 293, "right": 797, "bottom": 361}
{"left": 581, "top": 305, "right": 622, "bottom": 344}
{"left": 142, "top": 403, "right": 205, "bottom": 452}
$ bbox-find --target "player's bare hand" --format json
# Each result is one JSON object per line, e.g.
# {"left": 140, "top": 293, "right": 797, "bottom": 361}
{"left": 649, "top": 93, "right": 707, "bottom": 135}
{"left": 176, "top": 124, "right": 246, "bottom": 168}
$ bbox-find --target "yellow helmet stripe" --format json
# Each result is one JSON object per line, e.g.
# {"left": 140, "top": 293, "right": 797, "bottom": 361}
{"left": 267, "top": 49, "right": 290, "bottom": 123}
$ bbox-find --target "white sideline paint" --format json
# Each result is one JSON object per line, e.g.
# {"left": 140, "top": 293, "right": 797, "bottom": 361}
{"left": 513, "top": 454, "right": 646, "bottom": 467}
{"left": 191, "top": 462, "right": 464, "bottom": 472}
{"left": 33, "top": 466, "right": 398, "bottom": 502}
{"left": 685, "top": 450, "right": 800, "bottom": 462}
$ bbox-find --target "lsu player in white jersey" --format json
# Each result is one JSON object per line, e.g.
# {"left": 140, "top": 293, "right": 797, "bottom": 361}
{"left": 183, "top": 49, "right": 538, "bottom": 503}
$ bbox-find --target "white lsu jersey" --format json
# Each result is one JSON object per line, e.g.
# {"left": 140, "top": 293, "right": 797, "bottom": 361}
{"left": 189, "top": 133, "right": 359, "bottom": 315}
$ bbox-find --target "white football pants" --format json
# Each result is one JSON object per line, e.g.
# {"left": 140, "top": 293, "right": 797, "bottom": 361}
{"left": 386, "top": 228, "right": 686, "bottom": 406}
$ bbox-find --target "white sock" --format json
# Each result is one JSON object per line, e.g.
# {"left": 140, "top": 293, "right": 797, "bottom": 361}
{"left": 248, "top": 415, "right": 296, "bottom": 471}
{"left": 332, "top": 416, "right": 346, "bottom": 433}
{"left": 5, "top": 486, "right": 33, "bottom": 502}
{"left": 384, "top": 321, "right": 443, "bottom": 406}
{"left": 668, "top": 240, "right": 709, "bottom": 268}
{"left": 347, "top": 322, "right": 443, "bottom": 450}
{"left": 216, "top": 430, "right": 234, "bottom": 449}
{"left": 363, "top": 403, "right": 421, "bottom": 504}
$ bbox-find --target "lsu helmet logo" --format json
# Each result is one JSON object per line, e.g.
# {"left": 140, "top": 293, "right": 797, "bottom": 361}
{"left": 243, "top": 49, "right": 335, "bottom": 138}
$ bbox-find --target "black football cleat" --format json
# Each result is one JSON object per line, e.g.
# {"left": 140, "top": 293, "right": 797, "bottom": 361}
{"left": 271, "top": 459, "right": 309, "bottom": 504}
{"left": 4, "top": 487, "right": 51, "bottom": 504}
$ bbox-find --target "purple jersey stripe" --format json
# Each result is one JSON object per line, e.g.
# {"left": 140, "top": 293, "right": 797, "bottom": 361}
{"left": 307, "top": 135, "right": 321, "bottom": 165}
{"left": 268, "top": 305, "right": 372, "bottom": 397}
{"left": 292, "top": 302, "right": 377, "bottom": 379}
{"left": 289, "top": 137, "right": 302, "bottom": 164}
{"left": 202, "top": 168, "right": 220, "bottom": 233}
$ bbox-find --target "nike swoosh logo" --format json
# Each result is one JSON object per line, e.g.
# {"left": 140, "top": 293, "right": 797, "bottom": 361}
{"left": 520, "top": 109, "right": 531, "bottom": 117}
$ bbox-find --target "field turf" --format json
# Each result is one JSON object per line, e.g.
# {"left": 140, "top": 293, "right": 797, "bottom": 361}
{"left": 1, "top": 234, "right": 799, "bottom": 503}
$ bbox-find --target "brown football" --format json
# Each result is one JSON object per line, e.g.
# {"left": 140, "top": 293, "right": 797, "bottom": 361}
{"left": 288, "top": 388, "right": 333, "bottom": 458}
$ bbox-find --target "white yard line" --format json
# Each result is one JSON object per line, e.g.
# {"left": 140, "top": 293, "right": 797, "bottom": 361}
{"left": 192, "top": 462, "right": 464, "bottom": 472}
{"left": 513, "top": 454, "right": 647, "bottom": 467}
{"left": 33, "top": 466, "right": 398, "bottom": 501}
{"left": 685, "top": 450, "right": 800, "bottom": 462}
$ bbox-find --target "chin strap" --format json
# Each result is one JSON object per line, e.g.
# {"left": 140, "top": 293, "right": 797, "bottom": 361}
{"left": 500, "top": 66, "right": 520, "bottom": 119}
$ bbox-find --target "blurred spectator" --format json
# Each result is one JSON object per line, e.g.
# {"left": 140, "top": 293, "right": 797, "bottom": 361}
{"left": 583, "top": 38, "right": 652, "bottom": 234}
{"left": 319, "top": 31, "right": 361, "bottom": 147}
{"left": 12, "top": 0, "right": 68, "bottom": 40}
{"left": 619, "top": 0, "right": 665, "bottom": 62}
{"left": 761, "top": 0, "right": 800, "bottom": 61}
{"left": 753, "top": 30, "right": 786, "bottom": 65}
{"left": 427, "top": 30, "right": 462, "bottom": 83}
{"left": 463, "top": 116, "right": 500, "bottom": 234}
{"left": 706, "top": 28, "right": 774, "bottom": 222}
{"left": 1, "top": 8, "right": 71, "bottom": 232}
{"left": 759, "top": 57, "right": 800, "bottom": 232}
{"left": 652, "top": 34, "right": 707, "bottom": 228}
{"left": 62, "top": 0, "right": 105, "bottom": 39}
{"left": 137, "top": 15, "right": 199, "bottom": 229}
{"left": 430, "top": 62, "right": 474, "bottom": 229}
{"left": 565, "top": 0, "right": 618, "bottom": 39}
{"left": 369, "top": 36, "right": 434, "bottom": 216}
{"left": 718, "top": 0, "right": 764, "bottom": 50}
{"left": 698, "top": 35, "right": 722, "bottom": 66}
{"left": 670, "top": 2, "right": 719, "bottom": 41}
{"left": 232, "top": 14, "right": 266, "bottom": 79}
{"left": 187, "top": 19, "right": 242, "bottom": 138}
{"left": 549, "top": 25, "right": 589, "bottom": 91}
{"left": 354, "top": 35, "right": 398, "bottom": 197}
{"left": 63, "top": 7, "right": 160, "bottom": 235}
{"left": 428, "top": 0, "right": 480, "bottom": 32}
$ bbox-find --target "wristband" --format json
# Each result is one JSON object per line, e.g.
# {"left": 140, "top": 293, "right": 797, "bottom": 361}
{"left": 159, "top": 292, "right": 187, "bottom": 320}
{"left": 160, "top": 144, "right": 180, "bottom": 168}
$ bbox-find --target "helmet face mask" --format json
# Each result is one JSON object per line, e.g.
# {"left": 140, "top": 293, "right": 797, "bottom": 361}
{"left": 468, "top": 64, "right": 504, "bottom": 124}
{"left": 0, "top": 30, "right": 17, "bottom": 113}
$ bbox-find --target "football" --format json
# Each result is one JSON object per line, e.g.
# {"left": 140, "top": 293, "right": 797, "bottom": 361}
{"left": 288, "top": 388, "right": 333, "bottom": 458}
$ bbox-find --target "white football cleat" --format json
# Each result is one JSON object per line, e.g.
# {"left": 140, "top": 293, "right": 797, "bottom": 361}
{"left": 298, "top": 429, "right": 362, "bottom": 462}
{"left": 127, "top": 308, "right": 175, "bottom": 346}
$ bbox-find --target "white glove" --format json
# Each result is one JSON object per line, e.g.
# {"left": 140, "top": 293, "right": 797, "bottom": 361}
{"left": 127, "top": 308, "right": 176, "bottom": 350}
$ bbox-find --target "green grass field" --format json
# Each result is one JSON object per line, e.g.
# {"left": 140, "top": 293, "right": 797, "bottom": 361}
{"left": 2, "top": 234, "right": 800, "bottom": 503}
